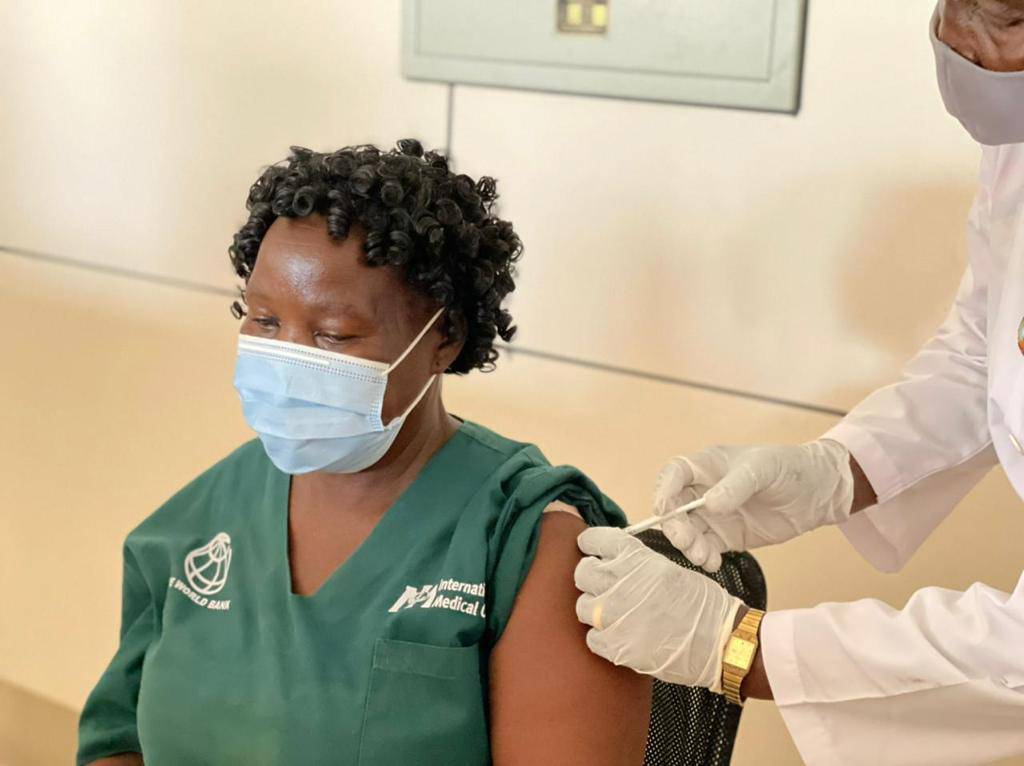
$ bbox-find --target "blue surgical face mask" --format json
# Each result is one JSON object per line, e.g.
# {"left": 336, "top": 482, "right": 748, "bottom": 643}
{"left": 233, "top": 308, "right": 444, "bottom": 475}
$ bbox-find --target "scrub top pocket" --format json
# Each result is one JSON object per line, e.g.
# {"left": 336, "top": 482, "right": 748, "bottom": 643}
{"left": 357, "top": 638, "right": 490, "bottom": 766}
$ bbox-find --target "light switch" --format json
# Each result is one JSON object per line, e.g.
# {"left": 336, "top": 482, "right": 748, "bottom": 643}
{"left": 565, "top": 3, "right": 583, "bottom": 27}
{"left": 558, "top": 0, "right": 608, "bottom": 35}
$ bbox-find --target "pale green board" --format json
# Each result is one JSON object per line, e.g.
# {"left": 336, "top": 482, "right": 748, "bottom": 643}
{"left": 403, "top": 0, "right": 808, "bottom": 113}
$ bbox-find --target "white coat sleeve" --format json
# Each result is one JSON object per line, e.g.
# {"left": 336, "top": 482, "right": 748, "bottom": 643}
{"left": 761, "top": 574, "right": 1024, "bottom": 766}
{"left": 823, "top": 146, "right": 1002, "bottom": 572}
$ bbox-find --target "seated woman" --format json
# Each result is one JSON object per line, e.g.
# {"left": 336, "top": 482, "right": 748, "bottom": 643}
{"left": 77, "top": 140, "right": 651, "bottom": 766}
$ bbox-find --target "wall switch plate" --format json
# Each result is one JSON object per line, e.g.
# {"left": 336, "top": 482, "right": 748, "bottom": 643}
{"left": 403, "top": 0, "right": 808, "bottom": 113}
{"left": 558, "top": 0, "right": 609, "bottom": 35}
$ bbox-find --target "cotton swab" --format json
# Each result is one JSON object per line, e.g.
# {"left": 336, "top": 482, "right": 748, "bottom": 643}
{"left": 624, "top": 496, "right": 707, "bottom": 535}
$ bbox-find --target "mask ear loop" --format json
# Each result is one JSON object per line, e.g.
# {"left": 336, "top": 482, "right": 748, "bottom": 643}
{"left": 382, "top": 307, "right": 447, "bottom": 425}
{"left": 384, "top": 307, "right": 446, "bottom": 375}
{"left": 389, "top": 370, "right": 440, "bottom": 425}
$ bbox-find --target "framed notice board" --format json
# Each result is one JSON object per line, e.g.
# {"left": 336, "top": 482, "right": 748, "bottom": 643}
{"left": 403, "top": 0, "right": 809, "bottom": 113}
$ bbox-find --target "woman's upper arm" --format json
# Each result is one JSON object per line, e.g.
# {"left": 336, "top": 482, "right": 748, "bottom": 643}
{"left": 77, "top": 545, "right": 153, "bottom": 764}
{"left": 85, "top": 755, "right": 144, "bottom": 766}
{"left": 489, "top": 514, "right": 652, "bottom": 766}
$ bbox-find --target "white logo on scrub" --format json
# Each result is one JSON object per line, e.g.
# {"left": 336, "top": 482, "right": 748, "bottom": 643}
{"left": 184, "top": 532, "right": 232, "bottom": 595}
{"left": 388, "top": 578, "right": 486, "bottom": 619}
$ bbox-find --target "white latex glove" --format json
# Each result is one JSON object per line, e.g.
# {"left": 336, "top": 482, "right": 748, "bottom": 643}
{"left": 575, "top": 526, "right": 742, "bottom": 691}
{"left": 653, "top": 439, "right": 855, "bottom": 573}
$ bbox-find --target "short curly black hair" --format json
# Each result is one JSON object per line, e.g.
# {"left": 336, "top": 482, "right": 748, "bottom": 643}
{"left": 228, "top": 139, "right": 522, "bottom": 374}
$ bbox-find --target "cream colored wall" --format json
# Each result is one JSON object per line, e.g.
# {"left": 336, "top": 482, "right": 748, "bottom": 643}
{"left": 3, "top": 2, "right": 1023, "bottom": 765}
{"left": 0, "top": 1, "right": 447, "bottom": 284}
{"left": 451, "top": 0, "right": 981, "bottom": 413}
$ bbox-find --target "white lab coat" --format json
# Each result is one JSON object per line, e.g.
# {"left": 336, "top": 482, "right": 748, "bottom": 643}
{"left": 761, "top": 143, "right": 1024, "bottom": 765}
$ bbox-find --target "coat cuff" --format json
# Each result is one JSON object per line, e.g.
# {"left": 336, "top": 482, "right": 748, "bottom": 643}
{"left": 823, "top": 420, "right": 902, "bottom": 503}
{"left": 822, "top": 422, "right": 997, "bottom": 573}
{"left": 823, "top": 421, "right": 907, "bottom": 572}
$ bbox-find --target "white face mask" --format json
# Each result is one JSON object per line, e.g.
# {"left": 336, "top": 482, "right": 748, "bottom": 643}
{"left": 233, "top": 308, "right": 444, "bottom": 475}
{"left": 931, "top": 6, "right": 1024, "bottom": 146}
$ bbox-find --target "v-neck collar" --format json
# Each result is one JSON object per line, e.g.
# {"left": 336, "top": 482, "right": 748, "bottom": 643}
{"left": 276, "top": 421, "right": 472, "bottom": 603}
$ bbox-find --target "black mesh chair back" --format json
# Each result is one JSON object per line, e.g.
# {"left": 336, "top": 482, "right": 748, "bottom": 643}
{"left": 636, "top": 529, "right": 768, "bottom": 766}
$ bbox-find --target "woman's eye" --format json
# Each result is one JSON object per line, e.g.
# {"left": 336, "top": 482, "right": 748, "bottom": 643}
{"left": 319, "top": 333, "right": 348, "bottom": 344}
{"left": 252, "top": 317, "right": 279, "bottom": 329}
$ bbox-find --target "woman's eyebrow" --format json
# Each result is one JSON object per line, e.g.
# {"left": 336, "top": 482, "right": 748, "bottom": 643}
{"left": 244, "top": 286, "right": 373, "bottom": 323}
{"left": 241, "top": 284, "right": 273, "bottom": 303}
{"left": 304, "top": 294, "right": 373, "bottom": 321}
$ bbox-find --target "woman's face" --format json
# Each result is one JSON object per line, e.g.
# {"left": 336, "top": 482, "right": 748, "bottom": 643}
{"left": 240, "top": 215, "right": 455, "bottom": 422}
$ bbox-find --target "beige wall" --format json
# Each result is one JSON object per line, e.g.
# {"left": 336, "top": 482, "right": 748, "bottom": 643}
{"left": 450, "top": 0, "right": 982, "bottom": 413}
{"left": 3, "top": 2, "right": 1022, "bottom": 765}
{"left": 0, "top": 1, "right": 448, "bottom": 284}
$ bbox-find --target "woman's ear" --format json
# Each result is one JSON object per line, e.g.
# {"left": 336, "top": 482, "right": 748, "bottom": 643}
{"left": 431, "top": 311, "right": 466, "bottom": 373}
{"left": 432, "top": 341, "right": 464, "bottom": 374}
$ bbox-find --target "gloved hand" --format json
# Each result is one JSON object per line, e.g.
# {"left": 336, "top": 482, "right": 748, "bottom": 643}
{"left": 653, "top": 440, "right": 855, "bottom": 573}
{"left": 575, "top": 527, "right": 741, "bottom": 691}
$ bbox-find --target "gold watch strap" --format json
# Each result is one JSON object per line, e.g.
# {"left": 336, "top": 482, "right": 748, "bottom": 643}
{"left": 722, "top": 608, "right": 765, "bottom": 706}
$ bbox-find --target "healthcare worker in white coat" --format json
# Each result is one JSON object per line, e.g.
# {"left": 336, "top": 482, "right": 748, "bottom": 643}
{"left": 574, "top": 2, "right": 1024, "bottom": 764}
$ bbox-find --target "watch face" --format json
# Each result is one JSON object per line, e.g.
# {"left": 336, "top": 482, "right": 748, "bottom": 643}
{"left": 724, "top": 638, "right": 756, "bottom": 668}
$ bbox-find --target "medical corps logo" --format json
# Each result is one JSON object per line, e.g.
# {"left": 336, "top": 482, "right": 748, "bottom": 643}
{"left": 168, "top": 532, "right": 233, "bottom": 611}
{"left": 388, "top": 578, "right": 486, "bottom": 619}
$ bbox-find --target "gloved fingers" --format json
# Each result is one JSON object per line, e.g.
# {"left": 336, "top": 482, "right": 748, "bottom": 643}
{"left": 576, "top": 593, "right": 626, "bottom": 635}
{"left": 678, "top": 446, "right": 734, "bottom": 489}
{"left": 577, "top": 526, "right": 643, "bottom": 559}
{"left": 700, "top": 534, "right": 727, "bottom": 574}
{"left": 655, "top": 486, "right": 701, "bottom": 518}
{"left": 574, "top": 555, "right": 620, "bottom": 595}
{"left": 575, "top": 592, "right": 603, "bottom": 628}
{"left": 661, "top": 514, "right": 698, "bottom": 551}
{"left": 703, "top": 461, "right": 762, "bottom": 515}
{"left": 653, "top": 457, "right": 697, "bottom": 515}
{"left": 584, "top": 627, "right": 615, "bottom": 665}
{"left": 682, "top": 531, "right": 712, "bottom": 569}
{"left": 662, "top": 514, "right": 715, "bottom": 569}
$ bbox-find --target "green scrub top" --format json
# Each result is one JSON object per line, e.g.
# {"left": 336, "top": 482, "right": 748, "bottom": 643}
{"left": 77, "top": 420, "right": 625, "bottom": 766}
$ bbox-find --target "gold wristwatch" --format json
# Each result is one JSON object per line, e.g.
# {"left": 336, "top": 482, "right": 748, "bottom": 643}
{"left": 722, "top": 607, "right": 765, "bottom": 706}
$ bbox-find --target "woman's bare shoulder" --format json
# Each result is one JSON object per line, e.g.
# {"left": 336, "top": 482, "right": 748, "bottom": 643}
{"left": 488, "top": 513, "right": 652, "bottom": 766}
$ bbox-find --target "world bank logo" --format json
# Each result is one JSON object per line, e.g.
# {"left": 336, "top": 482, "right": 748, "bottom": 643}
{"left": 184, "top": 532, "right": 233, "bottom": 596}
